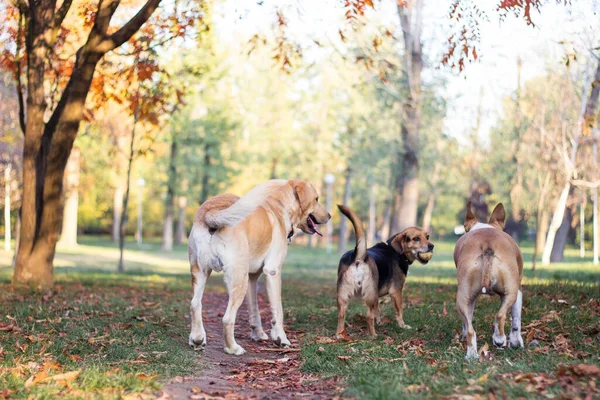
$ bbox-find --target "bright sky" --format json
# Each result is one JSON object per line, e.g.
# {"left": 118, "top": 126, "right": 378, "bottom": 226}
{"left": 213, "top": 0, "right": 600, "bottom": 146}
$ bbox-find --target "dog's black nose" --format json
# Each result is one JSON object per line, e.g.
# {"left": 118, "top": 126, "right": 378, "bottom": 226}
{"left": 428, "top": 243, "right": 434, "bottom": 251}
{"left": 327, "top": 213, "right": 331, "bottom": 220}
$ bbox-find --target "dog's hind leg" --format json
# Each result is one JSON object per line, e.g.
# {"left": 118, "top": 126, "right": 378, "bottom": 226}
{"left": 457, "top": 291, "right": 478, "bottom": 360}
{"left": 336, "top": 295, "right": 350, "bottom": 339}
{"left": 223, "top": 263, "right": 250, "bottom": 356}
{"left": 247, "top": 271, "right": 268, "bottom": 341}
{"left": 493, "top": 291, "right": 517, "bottom": 349}
{"left": 189, "top": 264, "right": 211, "bottom": 350}
{"left": 366, "top": 297, "right": 379, "bottom": 339}
{"left": 460, "top": 301, "right": 475, "bottom": 341}
{"left": 509, "top": 289, "right": 524, "bottom": 348}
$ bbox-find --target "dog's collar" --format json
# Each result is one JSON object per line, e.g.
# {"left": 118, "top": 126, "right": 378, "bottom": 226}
{"left": 397, "top": 253, "right": 411, "bottom": 275}
{"left": 384, "top": 238, "right": 411, "bottom": 274}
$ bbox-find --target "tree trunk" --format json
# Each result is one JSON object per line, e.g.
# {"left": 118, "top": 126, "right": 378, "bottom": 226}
{"left": 270, "top": 158, "right": 278, "bottom": 180}
{"left": 422, "top": 192, "right": 435, "bottom": 233}
{"left": 119, "top": 107, "right": 140, "bottom": 272}
{"left": 393, "top": 0, "right": 423, "bottom": 232}
{"left": 112, "top": 185, "right": 124, "bottom": 243}
{"left": 58, "top": 147, "right": 80, "bottom": 248}
{"left": 542, "top": 184, "right": 571, "bottom": 265}
{"left": 12, "top": 209, "right": 21, "bottom": 267}
{"left": 4, "top": 165, "right": 11, "bottom": 251}
{"left": 532, "top": 208, "right": 549, "bottom": 271}
{"left": 593, "top": 128, "right": 599, "bottom": 265}
{"left": 594, "top": 185, "right": 599, "bottom": 265}
{"left": 550, "top": 206, "right": 573, "bottom": 263}
{"left": 175, "top": 196, "right": 187, "bottom": 245}
{"left": 579, "top": 197, "right": 585, "bottom": 258}
{"left": 338, "top": 167, "right": 353, "bottom": 254}
{"left": 368, "top": 179, "right": 376, "bottom": 246}
{"left": 199, "top": 144, "right": 211, "bottom": 205}
{"left": 161, "top": 140, "right": 177, "bottom": 251}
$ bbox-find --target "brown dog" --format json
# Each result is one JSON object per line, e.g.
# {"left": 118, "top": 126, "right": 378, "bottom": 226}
{"left": 336, "top": 205, "right": 434, "bottom": 339}
{"left": 188, "top": 179, "right": 330, "bottom": 355}
{"left": 454, "top": 202, "right": 524, "bottom": 360}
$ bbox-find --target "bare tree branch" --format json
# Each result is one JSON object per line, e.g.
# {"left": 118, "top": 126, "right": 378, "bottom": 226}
{"left": 96, "top": 0, "right": 162, "bottom": 53}
{"left": 52, "top": 0, "right": 74, "bottom": 30}
{"left": 572, "top": 179, "right": 600, "bottom": 188}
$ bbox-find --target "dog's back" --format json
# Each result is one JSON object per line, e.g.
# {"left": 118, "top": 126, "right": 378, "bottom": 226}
{"left": 455, "top": 228, "right": 522, "bottom": 293}
{"left": 455, "top": 203, "right": 523, "bottom": 295}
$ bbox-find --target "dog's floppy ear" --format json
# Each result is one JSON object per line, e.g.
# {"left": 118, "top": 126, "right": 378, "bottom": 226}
{"left": 488, "top": 203, "right": 506, "bottom": 230}
{"left": 390, "top": 233, "right": 406, "bottom": 254}
{"left": 288, "top": 179, "right": 310, "bottom": 210}
{"left": 464, "top": 201, "right": 478, "bottom": 232}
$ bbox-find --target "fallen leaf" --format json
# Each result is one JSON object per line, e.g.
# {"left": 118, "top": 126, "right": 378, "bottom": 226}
{"left": 525, "top": 329, "right": 535, "bottom": 345}
{"left": 315, "top": 336, "right": 336, "bottom": 344}
{"left": 317, "top": 346, "right": 325, "bottom": 352}
{"left": 337, "top": 355, "right": 352, "bottom": 362}
{"left": 405, "top": 383, "right": 428, "bottom": 393}
{"left": 48, "top": 370, "right": 81, "bottom": 383}
{"left": 478, "top": 342, "right": 489, "bottom": 358}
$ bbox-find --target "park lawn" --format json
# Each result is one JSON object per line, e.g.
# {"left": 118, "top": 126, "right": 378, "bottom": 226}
{"left": 0, "top": 237, "right": 598, "bottom": 399}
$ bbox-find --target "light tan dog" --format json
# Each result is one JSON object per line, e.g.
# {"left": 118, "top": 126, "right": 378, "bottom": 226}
{"left": 336, "top": 205, "right": 434, "bottom": 339}
{"left": 188, "top": 179, "right": 330, "bottom": 355}
{"left": 454, "top": 202, "right": 524, "bottom": 360}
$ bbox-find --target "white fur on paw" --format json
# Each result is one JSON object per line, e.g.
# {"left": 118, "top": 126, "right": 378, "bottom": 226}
{"left": 273, "top": 335, "right": 291, "bottom": 347}
{"left": 189, "top": 335, "right": 206, "bottom": 350}
{"left": 251, "top": 330, "right": 269, "bottom": 342}
{"left": 399, "top": 323, "right": 412, "bottom": 330}
{"left": 465, "top": 347, "right": 479, "bottom": 360}
{"left": 509, "top": 332, "right": 524, "bottom": 348}
{"left": 224, "top": 344, "right": 246, "bottom": 356}
{"left": 493, "top": 334, "right": 507, "bottom": 348}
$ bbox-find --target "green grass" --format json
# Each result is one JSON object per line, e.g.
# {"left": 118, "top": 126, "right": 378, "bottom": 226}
{"left": 0, "top": 237, "right": 598, "bottom": 398}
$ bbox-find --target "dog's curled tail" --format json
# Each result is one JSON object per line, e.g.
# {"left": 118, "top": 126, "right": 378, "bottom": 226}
{"left": 204, "top": 180, "right": 286, "bottom": 229}
{"left": 337, "top": 204, "right": 367, "bottom": 262}
{"left": 480, "top": 247, "right": 494, "bottom": 294}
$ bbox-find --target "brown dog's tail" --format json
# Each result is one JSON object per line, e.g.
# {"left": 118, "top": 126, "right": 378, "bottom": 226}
{"left": 481, "top": 247, "right": 494, "bottom": 294}
{"left": 337, "top": 205, "right": 367, "bottom": 262}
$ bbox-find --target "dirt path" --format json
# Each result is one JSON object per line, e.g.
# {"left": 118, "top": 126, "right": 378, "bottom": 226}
{"left": 164, "top": 291, "right": 345, "bottom": 399}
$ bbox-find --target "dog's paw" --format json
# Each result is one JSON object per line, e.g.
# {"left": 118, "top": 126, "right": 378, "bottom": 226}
{"left": 493, "top": 334, "right": 507, "bottom": 349}
{"left": 189, "top": 335, "right": 206, "bottom": 351}
{"left": 224, "top": 344, "right": 246, "bottom": 356}
{"left": 250, "top": 329, "right": 269, "bottom": 342}
{"left": 509, "top": 332, "right": 524, "bottom": 348}
{"left": 398, "top": 323, "right": 412, "bottom": 330}
{"left": 273, "top": 336, "right": 291, "bottom": 348}
{"left": 465, "top": 347, "right": 479, "bottom": 361}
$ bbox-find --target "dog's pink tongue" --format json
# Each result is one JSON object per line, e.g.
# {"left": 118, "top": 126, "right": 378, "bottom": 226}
{"left": 308, "top": 215, "right": 324, "bottom": 237}
{"left": 314, "top": 224, "right": 323, "bottom": 237}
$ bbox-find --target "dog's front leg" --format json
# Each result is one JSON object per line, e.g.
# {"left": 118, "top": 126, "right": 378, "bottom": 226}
{"left": 247, "top": 271, "right": 268, "bottom": 341}
{"left": 264, "top": 266, "right": 290, "bottom": 347}
{"left": 390, "top": 288, "right": 411, "bottom": 329}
